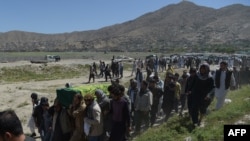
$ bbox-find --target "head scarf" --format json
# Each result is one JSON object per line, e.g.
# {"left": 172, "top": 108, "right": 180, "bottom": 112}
{"left": 198, "top": 63, "right": 211, "bottom": 80}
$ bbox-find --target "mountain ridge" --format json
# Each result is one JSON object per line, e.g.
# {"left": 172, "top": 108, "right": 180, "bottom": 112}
{"left": 0, "top": 1, "right": 249, "bottom": 52}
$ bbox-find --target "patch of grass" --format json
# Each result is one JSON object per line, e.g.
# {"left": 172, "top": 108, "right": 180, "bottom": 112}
{"left": 0, "top": 64, "right": 88, "bottom": 82}
{"left": 134, "top": 85, "right": 250, "bottom": 141}
{"left": 0, "top": 51, "right": 159, "bottom": 62}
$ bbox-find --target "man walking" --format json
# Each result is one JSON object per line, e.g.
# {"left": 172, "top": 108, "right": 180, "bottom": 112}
{"left": 213, "top": 61, "right": 236, "bottom": 110}
{"left": 134, "top": 80, "right": 153, "bottom": 134}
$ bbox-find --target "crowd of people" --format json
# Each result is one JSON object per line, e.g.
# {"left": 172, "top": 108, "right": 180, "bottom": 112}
{"left": 1, "top": 56, "right": 239, "bottom": 141}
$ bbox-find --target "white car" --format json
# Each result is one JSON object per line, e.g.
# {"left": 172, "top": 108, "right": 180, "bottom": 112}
{"left": 113, "top": 55, "right": 134, "bottom": 62}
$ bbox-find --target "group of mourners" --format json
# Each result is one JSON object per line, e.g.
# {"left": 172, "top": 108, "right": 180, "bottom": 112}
{"left": 88, "top": 58, "right": 125, "bottom": 83}
{"left": 23, "top": 58, "right": 237, "bottom": 141}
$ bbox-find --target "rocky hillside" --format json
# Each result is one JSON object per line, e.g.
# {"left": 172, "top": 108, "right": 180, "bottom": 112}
{"left": 0, "top": 1, "right": 249, "bottom": 52}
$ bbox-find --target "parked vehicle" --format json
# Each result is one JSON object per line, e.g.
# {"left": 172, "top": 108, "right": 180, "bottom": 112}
{"left": 45, "top": 55, "right": 61, "bottom": 62}
{"left": 113, "top": 55, "right": 134, "bottom": 62}
{"left": 30, "top": 55, "right": 61, "bottom": 64}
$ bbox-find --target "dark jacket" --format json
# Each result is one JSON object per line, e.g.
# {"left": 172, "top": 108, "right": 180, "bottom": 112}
{"left": 135, "top": 70, "right": 143, "bottom": 83}
{"left": 33, "top": 105, "right": 43, "bottom": 128}
{"left": 215, "top": 69, "right": 232, "bottom": 90}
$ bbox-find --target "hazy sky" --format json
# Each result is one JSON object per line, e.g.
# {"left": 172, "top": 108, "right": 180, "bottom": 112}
{"left": 0, "top": 0, "right": 249, "bottom": 34}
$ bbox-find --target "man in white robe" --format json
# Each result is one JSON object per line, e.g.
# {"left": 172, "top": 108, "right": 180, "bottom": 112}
{"left": 213, "top": 61, "right": 236, "bottom": 110}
